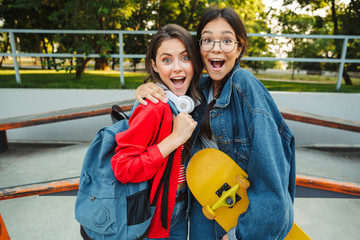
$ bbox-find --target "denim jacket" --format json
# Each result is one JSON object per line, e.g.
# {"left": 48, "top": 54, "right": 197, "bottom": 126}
{"left": 188, "top": 64, "right": 296, "bottom": 239}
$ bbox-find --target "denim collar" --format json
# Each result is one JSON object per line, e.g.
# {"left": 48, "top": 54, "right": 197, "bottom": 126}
{"left": 199, "top": 63, "right": 241, "bottom": 109}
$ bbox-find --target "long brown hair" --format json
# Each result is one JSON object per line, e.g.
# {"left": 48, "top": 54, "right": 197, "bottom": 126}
{"left": 197, "top": 7, "right": 248, "bottom": 139}
{"left": 144, "top": 24, "right": 202, "bottom": 103}
{"left": 144, "top": 24, "right": 203, "bottom": 160}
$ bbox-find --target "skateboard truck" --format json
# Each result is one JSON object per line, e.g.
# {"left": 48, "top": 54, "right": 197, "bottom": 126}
{"left": 202, "top": 175, "right": 250, "bottom": 220}
{"left": 215, "top": 183, "right": 241, "bottom": 206}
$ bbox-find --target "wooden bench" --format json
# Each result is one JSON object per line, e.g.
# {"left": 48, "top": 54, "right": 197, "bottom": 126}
{"left": 0, "top": 213, "right": 11, "bottom": 239}
{"left": 1, "top": 174, "right": 359, "bottom": 201}
{"left": 279, "top": 107, "right": 360, "bottom": 133}
{"left": 1, "top": 103, "right": 359, "bottom": 153}
{"left": 0, "top": 99, "right": 135, "bottom": 153}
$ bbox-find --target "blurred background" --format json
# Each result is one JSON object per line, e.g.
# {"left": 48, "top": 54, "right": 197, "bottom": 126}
{"left": 0, "top": 0, "right": 359, "bottom": 91}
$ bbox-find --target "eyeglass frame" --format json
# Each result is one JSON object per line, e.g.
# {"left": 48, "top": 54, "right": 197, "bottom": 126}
{"left": 198, "top": 38, "right": 240, "bottom": 53}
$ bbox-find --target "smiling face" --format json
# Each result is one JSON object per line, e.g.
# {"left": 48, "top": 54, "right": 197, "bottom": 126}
{"left": 200, "top": 18, "right": 242, "bottom": 89}
{"left": 151, "top": 38, "right": 194, "bottom": 96}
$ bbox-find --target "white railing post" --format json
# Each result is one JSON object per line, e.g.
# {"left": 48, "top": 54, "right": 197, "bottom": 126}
{"left": 9, "top": 31, "right": 21, "bottom": 84}
{"left": 336, "top": 37, "right": 349, "bottom": 91}
{"left": 119, "top": 32, "right": 124, "bottom": 86}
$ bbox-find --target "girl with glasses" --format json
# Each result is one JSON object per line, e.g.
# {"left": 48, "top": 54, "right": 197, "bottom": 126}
{"left": 135, "top": 7, "right": 295, "bottom": 240}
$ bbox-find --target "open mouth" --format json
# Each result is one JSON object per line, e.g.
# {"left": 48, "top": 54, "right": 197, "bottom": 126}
{"left": 171, "top": 77, "right": 186, "bottom": 88}
{"left": 210, "top": 59, "right": 225, "bottom": 69}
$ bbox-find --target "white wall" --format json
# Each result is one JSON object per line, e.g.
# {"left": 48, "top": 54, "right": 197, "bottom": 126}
{"left": 1, "top": 89, "right": 359, "bottom": 146}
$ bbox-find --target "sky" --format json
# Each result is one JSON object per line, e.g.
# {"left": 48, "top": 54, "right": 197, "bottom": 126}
{"left": 262, "top": 0, "right": 352, "bottom": 17}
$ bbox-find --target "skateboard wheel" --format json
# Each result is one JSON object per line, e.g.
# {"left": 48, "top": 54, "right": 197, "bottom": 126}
{"left": 236, "top": 175, "right": 250, "bottom": 189}
{"left": 202, "top": 205, "right": 216, "bottom": 220}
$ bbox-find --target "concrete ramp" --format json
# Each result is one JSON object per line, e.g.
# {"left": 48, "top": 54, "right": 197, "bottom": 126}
{"left": 0, "top": 143, "right": 359, "bottom": 239}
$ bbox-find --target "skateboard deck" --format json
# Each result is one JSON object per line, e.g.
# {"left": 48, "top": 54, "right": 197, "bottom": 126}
{"left": 187, "top": 148, "right": 311, "bottom": 239}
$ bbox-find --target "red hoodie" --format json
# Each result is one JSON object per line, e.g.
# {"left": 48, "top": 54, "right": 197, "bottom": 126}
{"left": 111, "top": 100, "right": 182, "bottom": 238}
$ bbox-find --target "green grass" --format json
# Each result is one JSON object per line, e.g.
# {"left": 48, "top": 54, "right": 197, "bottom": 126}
{"left": 255, "top": 73, "right": 338, "bottom": 82}
{"left": 0, "top": 69, "right": 146, "bottom": 89}
{"left": 261, "top": 80, "right": 360, "bottom": 93}
{"left": 1, "top": 68, "right": 360, "bottom": 93}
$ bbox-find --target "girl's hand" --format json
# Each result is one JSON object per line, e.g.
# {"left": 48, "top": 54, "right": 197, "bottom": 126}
{"left": 157, "top": 112, "right": 197, "bottom": 158}
{"left": 172, "top": 112, "right": 197, "bottom": 145}
{"left": 136, "top": 82, "right": 168, "bottom": 105}
{"left": 221, "top": 234, "right": 229, "bottom": 240}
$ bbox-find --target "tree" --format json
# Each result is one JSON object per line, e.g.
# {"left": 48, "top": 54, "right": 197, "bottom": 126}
{"left": 339, "top": 0, "right": 360, "bottom": 74}
{"left": 1, "top": 0, "right": 276, "bottom": 79}
{"left": 276, "top": 10, "right": 334, "bottom": 78}
{"left": 283, "top": 0, "right": 358, "bottom": 85}
{"left": 0, "top": 0, "right": 66, "bottom": 69}
{"left": 121, "top": 0, "right": 156, "bottom": 72}
{"left": 0, "top": 32, "right": 9, "bottom": 67}
{"left": 49, "top": 0, "right": 130, "bottom": 78}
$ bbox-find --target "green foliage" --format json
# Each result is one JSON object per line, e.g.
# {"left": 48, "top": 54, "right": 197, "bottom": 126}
{"left": 1, "top": 0, "right": 358, "bottom": 84}
{"left": 0, "top": 32, "right": 10, "bottom": 66}
{"left": 41, "top": 58, "right": 76, "bottom": 73}
{"left": 121, "top": 0, "right": 156, "bottom": 72}
{"left": 0, "top": 0, "right": 274, "bottom": 76}
{"left": 280, "top": 0, "right": 360, "bottom": 84}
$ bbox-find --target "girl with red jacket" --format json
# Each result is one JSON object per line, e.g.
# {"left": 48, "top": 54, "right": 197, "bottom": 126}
{"left": 111, "top": 24, "right": 202, "bottom": 239}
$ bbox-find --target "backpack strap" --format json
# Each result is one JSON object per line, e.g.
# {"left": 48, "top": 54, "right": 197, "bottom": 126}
{"left": 111, "top": 101, "right": 142, "bottom": 124}
{"left": 159, "top": 150, "right": 175, "bottom": 229}
{"left": 136, "top": 150, "right": 176, "bottom": 240}
{"left": 151, "top": 100, "right": 178, "bottom": 230}
{"left": 111, "top": 104, "right": 129, "bottom": 123}
{"left": 150, "top": 150, "right": 175, "bottom": 229}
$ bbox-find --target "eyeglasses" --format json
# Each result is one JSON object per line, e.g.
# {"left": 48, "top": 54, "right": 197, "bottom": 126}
{"left": 199, "top": 38, "right": 239, "bottom": 53}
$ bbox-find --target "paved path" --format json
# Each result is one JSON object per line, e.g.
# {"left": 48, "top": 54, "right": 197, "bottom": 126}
{"left": 0, "top": 143, "right": 359, "bottom": 239}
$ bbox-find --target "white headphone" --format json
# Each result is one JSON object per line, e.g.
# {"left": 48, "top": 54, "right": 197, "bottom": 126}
{"left": 165, "top": 89, "right": 196, "bottom": 113}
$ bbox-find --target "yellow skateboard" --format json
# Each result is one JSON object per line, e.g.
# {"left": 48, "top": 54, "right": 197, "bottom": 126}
{"left": 186, "top": 148, "right": 311, "bottom": 239}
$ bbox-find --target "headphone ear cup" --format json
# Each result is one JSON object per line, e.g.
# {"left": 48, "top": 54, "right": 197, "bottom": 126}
{"left": 178, "top": 96, "right": 195, "bottom": 113}
{"left": 164, "top": 90, "right": 195, "bottom": 113}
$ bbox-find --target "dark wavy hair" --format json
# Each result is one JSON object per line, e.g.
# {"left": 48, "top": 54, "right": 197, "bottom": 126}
{"left": 144, "top": 24, "right": 202, "bottom": 103}
{"left": 197, "top": 7, "right": 248, "bottom": 139}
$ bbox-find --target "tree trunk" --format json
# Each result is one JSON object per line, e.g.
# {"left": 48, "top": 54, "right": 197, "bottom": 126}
{"left": 95, "top": 57, "right": 110, "bottom": 71}
{"left": 291, "top": 42, "right": 297, "bottom": 80}
{"left": 186, "top": 0, "right": 199, "bottom": 30}
{"left": 76, "top": 67, "right": 83, "bottom": 80}
{"left": 0, "top": 56, "right": 4, "bottom": 67}
{"left": 330, "top": 0, "right": 352, "bottom": 85}
{"left": 112, "top": 58, "right": 116, "bottom": 70}
{"left": 52, "top": 57, "right": 57, "bottom": 70}
{"left": 331, "top": 0, "right": 338, "bottom": 35}
{"left": 46, "top": 58, "right": 51, "bottom": 70}
{"left": 342, "top": 68, "right": 352, "bottom": 85}
{"left": 40, "top": 57, "right": 45, "bottom": 69}
{"left": 75, "top": 57, "right": 92, "bottom": 80}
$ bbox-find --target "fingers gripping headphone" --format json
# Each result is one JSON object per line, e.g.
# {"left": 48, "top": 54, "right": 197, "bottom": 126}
{"left": 164, "top": 90, "right": 196, "bottom": 113}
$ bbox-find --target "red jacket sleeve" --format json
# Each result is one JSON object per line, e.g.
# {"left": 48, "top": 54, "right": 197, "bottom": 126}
{"left": 111, "top": 101, "right": 172, "bottom": 184}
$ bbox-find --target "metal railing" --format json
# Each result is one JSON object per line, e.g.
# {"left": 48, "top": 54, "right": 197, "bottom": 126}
{"left": 1, "top": 29, "right": 360, "bottom": 90}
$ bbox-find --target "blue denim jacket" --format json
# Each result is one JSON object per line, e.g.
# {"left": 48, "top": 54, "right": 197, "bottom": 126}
{"left": 188, "top": 64, "right": 296, "bottom": 239}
